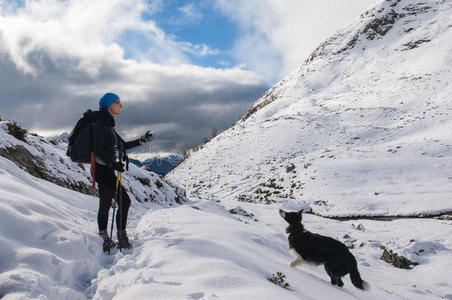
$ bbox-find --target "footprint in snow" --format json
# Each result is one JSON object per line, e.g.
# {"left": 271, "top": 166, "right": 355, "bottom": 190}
{"left": 187, "top": 292, "right": 205, "bottom": 300}
{"left": 154, "top": 227, "right": 171, "bottom": 236}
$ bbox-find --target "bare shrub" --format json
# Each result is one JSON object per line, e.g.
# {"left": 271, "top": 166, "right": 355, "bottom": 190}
{"left": 267, "top": 272, "right": 290, "bottom": 289}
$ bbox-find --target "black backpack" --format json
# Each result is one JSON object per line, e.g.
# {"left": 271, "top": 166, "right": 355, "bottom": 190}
{"left": 66, "top": 109, "right": 102, "bottom": 163}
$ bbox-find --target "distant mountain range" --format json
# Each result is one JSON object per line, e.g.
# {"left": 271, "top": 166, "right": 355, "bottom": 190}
{"left": 130, "top": 155, "right": 184, "bottom": 175}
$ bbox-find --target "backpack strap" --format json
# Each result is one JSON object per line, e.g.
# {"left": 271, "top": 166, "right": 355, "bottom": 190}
{"left": 90, "top": 151, "right": 96, "bottom": 190}
{"left": 86, "top": 110, "right": 97, "bottom": 190}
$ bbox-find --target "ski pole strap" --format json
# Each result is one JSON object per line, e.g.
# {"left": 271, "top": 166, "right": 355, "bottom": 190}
{"left": 116, "top": 172, "right": 123, "bottom": 189}
{"left": 90, "top": 151, "right": 96, "bottom": 190}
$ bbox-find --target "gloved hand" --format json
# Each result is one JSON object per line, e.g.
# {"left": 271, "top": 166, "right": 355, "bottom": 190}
{"left": 140, "top": 130, "right": 154, "bottom": 143}
{"left": 112, "top": 161, "right": 125, "bottom": 172}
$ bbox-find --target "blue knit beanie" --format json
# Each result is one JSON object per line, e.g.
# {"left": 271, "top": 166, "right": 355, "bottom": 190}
{"left": 99, "top": 92, "right": 119, "bottom": 109}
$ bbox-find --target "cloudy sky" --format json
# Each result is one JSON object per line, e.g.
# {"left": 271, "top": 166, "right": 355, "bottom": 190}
{"left": 0, "top": 0, "right": 376, "bottom": 157}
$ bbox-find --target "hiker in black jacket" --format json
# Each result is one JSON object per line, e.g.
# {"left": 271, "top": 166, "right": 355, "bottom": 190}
{"left": 94, "top": 92, "right": 153, "bottom": 250}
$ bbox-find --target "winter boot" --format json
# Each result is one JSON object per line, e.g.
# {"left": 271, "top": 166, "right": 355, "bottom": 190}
{"left": 99, "top": 230, "right": 116, "bottom": 252}
{"left": 117, "top": 230, "right": 132, "bottom": 249}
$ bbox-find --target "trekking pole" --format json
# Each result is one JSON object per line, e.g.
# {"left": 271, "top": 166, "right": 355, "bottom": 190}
{"left": 118, "top": 171, "right": 124, "bottom": 252}
{"left": 109, "top": 171, "right": 122, "bottom": 255}
{"left": 118, "top": 144, "right": 125, "bottom": 252}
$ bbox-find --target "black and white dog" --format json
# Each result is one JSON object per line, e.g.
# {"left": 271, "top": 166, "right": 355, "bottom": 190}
{"left": 279, "top": 209, "right": 369, "bottom": 290}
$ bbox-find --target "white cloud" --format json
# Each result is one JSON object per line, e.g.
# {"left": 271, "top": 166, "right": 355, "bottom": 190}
{"left": 168, "top": 2, "right": 204, "bottom": 26}
{"left": 0, "top": 0, "right": 189, "bottom": 75}
{"left": 214, "top": 0, "right": 377, "bottom": 83}
{"left": 177, "top": 41, "right": 220, "bottom": 57}
{"left": 0, "top": 0, "right": 268, "bottom": 153}
{"left": 178, "top": 2, "right": 203, "bottom": 23}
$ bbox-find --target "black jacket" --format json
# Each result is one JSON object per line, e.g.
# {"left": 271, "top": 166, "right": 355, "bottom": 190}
{"left": 93, "top": 109, "right": 141, "bottom": 166}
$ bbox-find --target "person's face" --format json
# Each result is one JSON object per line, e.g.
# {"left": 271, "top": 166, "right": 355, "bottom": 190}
{"left": 108, "top": 99, "right": 122, "bottom": 116}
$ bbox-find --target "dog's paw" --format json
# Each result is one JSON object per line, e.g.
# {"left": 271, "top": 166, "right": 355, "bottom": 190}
{"left": 289, "top": 260, "right": 298, "bottom": 267}
{"left": 362, "top": 281, "right": 371, "bottom": 291}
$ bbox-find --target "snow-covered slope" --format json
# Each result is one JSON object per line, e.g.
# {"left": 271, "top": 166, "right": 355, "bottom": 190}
{"left": 168, "top": 0, "right": 452, "bottom": 218}
{"left": 0, "top": 156, "right": 102, "bottom": 299}
{"left": 3, "top": 151, "right": 451, "bottom": 299}
{"left": 4, "top": 119, "right": 440, "bottom": 299}
{"left": 0, "top": 119, "right": 192, "bottom": 298}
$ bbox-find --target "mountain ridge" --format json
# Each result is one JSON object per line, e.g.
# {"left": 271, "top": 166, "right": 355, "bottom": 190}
{"left": 242, "top": 0, "right": 443, "bottom": 122}
{"left": 167, "top": 0, "right": 452, "bottom": 218}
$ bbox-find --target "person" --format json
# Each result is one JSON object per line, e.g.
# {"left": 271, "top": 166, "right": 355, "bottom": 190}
{"left": 94, "top": 92, "right": 154, "bottom": 251}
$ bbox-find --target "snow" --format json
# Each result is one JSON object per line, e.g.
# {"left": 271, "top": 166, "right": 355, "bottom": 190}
{"left": 2, "top": 155, "right": 451, "bottom": 299}
{"left": 0, "top": 157, "right": 100, "bottom": 299}
{"left": 0, "top": 121, "right": 189, "bottom": 299}
{"left": 2, "top": 0, "right": 452, "bottom": 299}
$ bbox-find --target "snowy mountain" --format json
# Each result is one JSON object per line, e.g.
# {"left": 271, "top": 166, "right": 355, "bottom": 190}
{"left": 1, "top": 0, "right": 452, "bottom": 299}
{"left": 130, "top": 155, "right": 184, "bottom": 176}
{"left": 168, "top": 0, "right": 452, "bottom": 218}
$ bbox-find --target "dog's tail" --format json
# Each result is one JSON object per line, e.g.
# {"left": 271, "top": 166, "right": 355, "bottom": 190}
{"left": 350, "top": 260, "right": 370, "bottom": 291}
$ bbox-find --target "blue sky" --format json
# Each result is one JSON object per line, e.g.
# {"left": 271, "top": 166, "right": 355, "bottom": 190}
{"left": 149, "top": 1, "right": 240, "bottom": 69}
{"left": 116, "top": 1, "right": 242, "bottom": 70}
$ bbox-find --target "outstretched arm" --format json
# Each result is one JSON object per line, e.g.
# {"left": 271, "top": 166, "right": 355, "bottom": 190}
{"left": 123, "top": 138, "right": 141, "bottom": 150}
{"left": 122, "top": 130, "right": 154, "bottom": 150}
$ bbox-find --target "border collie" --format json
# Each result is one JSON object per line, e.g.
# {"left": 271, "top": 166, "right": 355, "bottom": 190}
{"left": 279, "top": 209, "right": 369, "bottom": 290}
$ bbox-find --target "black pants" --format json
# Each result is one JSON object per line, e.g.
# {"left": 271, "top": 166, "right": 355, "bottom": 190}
{"left": 95, "top": 163, "right": 131, "bottom": 231}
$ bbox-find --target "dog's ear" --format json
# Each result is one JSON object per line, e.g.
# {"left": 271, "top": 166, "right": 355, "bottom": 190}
{"left": 297, "top": 209, "right": 303, "bottom": 219}
{"left": 279, "top": 209, "right": 286, "bottom": 219}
